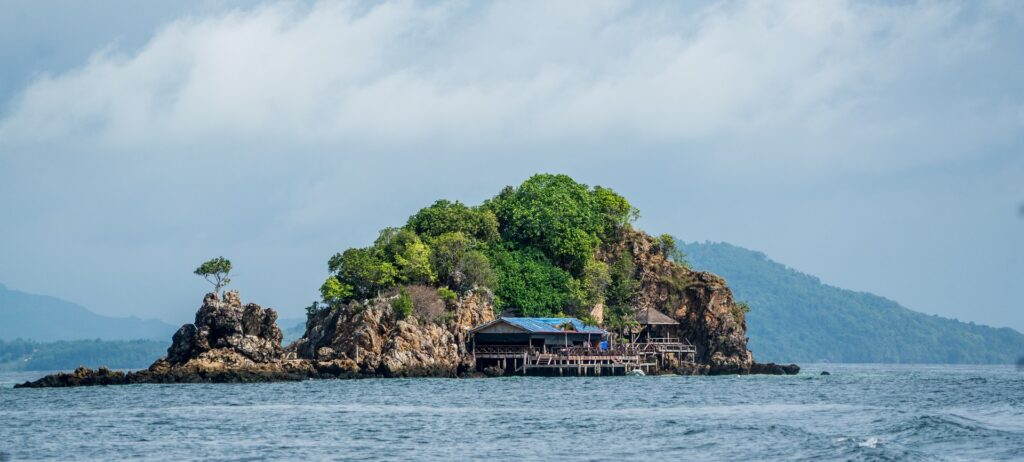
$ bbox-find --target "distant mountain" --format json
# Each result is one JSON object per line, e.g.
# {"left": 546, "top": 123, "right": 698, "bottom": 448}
{"left": 0, "top": 282, "right": 177, "bottom": 341}
{"left": 278, "top": 317, "right": 306, "bottom": 345}
{"left": 682, "top": 242, "right": 1024, "bottom": 364}
{"left": 0, "top": 339, "right": 169, "bottom": 371}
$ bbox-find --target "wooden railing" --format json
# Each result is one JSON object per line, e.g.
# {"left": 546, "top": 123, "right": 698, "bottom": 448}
{"left": 473, "top": 342, "right": 694, "bottom": 358}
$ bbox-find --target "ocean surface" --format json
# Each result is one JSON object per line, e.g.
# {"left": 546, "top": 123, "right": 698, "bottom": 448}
{"left": 2, "top": 364, "right": 1022, "bottom": 461}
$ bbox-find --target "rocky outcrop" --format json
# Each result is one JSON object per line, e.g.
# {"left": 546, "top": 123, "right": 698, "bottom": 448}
{"left": 599, "top": 230, "right": 786, "bottom": 374}
{"left": 16, "top": 291, "right": 312, "bottom": 388}
{"left": 167, "top": 291, "right": 284, "bottom": 366}
{"left": 16, "top": 288, "right": 497, "bottom": 388}
{"left": 292, "top": 288, "right": 494, "bottom": 377}
{"left": 748, "top": 362, "right": 801, "bottom": 375}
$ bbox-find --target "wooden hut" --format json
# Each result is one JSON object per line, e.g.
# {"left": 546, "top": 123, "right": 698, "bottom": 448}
{"left": 633, "top": 307, "right": 679, "bottom": 342}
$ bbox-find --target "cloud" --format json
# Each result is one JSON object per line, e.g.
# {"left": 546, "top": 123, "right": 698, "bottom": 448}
{"left": 2, "top": 0, "right": 1018, "bottom": 168}
{"left": 0, "top": 0, "right": 1021, "bottom": 328}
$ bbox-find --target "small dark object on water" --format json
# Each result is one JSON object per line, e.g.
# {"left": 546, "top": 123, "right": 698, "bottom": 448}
{"left": 821, "top": 371, "right": 831, "bottom": 376}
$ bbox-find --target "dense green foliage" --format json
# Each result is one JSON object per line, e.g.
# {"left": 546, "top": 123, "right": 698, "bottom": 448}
{"left": 604, "top": 253, "right": 639, "bottom": 327}
{"left": 194, "top": 257, "right": 232, "bottom": 294}
{"left": 406, "top": 200, "right": 499, "bottom": 242}
{"left": 489, "top": 245, "right": 575, "bottom": 316}
{"left": 486, "top": 176, "right": 637, "bottom": 273}
{"left": 314, "top": 174, "right": 640, "bottom": 318}
{"left": 0, "top": 339, "right": 168, "bottom": 371}
{"left": 391, "top": 288, "right": 414, "bottom": 320}
{"left": 683, "top": 241, "right": 1024, "bottom": 364}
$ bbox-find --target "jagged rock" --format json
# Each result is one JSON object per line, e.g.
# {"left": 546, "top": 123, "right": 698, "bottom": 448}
{"left": 166, "top": 324, "right": 201, "bottom": 364}
{"left": 599, "top": 230, "right": 756, "bottom": 373}
{"left": 16, "top": 291, "right": 297, "bottom": 388}
{"left": 292, "top": 289, "right": 494, "bottom": 377}
{"left": 748, "top": 363, "right": 801, "bottom": 375}
{"left": 167, "top": 291, "right": 284, "bottom": 365}
{"left": 483, "top": 366, "right": 504, "bottom": 377}
{"left": 14, "top": 366, "right": 128, "bottom": 388}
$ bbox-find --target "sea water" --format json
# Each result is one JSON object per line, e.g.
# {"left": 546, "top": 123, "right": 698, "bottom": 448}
{"left": 1, "top": 364, "right": 1022, "bottom": 461}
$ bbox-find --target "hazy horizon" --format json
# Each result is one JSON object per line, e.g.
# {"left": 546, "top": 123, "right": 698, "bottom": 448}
{"left": 1, "top": 0, "right": 1022, "bottom": 330}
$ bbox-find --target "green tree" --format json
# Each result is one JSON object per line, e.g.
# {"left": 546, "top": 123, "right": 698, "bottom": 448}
{"left": 574, "top": 258, "right": 611, "bottom": 308}
{"left": 438, "top": 287, "right": 458, "bottom": 303}
{"left": 605, "top": 254, "right": 638, "bottom": 326}
{"left": 375, "top": 228, "right": 436, "bottom": 284}
{"left": 391, "top": 288, "right": 414, "bottom": 320}
{"left": 656, "top": 234, "right": 676, "bottom": 257}
{"left": 594, "top": 185, "right": 640, "bottom": 237}
{"left": 660, "top": 234, "right": 689, "bottom": 267}
{"left": 328, "top": 248, "right": 397, "bottom": 299}
{"left": 427, "top": 232, "right": 496, "bottom": 292}
{"left": 320, "top": 276, "right": 353, "bottom": 309}
{"left": 194, "top": 257, "right": 232, "bottom": 295}
{"left": 406, "top": 200, "right": 499, "bottom": 241}
{"left": 486, "top": 174, "right": 638, "bottom": 274}
{"left": 486, "top": 174, "right": 598, "bottom": 273}
{"left": 489, "top": 245, "right": 574, "bottom": 316}
{"left": 429, "top": 231, "right": 471, "bottom": 286}
{"left": 458, "top": 250, "right": 496, "bottom": 291}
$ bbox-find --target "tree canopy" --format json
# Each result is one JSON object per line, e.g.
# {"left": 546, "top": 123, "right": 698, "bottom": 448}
{"left": 314, "top": 174, "right": 644, "bottom": 319}
{"left": 194, "top": 257, "right": 232, "bottom": 295}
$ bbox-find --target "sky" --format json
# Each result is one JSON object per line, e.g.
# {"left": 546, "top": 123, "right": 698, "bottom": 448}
{"left": 1, "top": 0, "right": 1022, "bottom": 330}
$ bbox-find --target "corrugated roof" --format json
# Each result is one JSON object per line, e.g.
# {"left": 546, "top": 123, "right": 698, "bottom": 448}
{"left": 473, "top": 317, "right": 607, "bottom": 334}
{"left": 635, "top": 307, "right": 679, "bottom": 325}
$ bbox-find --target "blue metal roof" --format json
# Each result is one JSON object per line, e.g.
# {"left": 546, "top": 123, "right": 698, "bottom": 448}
{"left": 500, "top": 317, "right": 607, "bottom": 335}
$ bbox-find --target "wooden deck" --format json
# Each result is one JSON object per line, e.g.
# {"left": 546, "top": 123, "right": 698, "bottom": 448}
{"left": 472, "top": 339, "right": 696, "bottom": 376}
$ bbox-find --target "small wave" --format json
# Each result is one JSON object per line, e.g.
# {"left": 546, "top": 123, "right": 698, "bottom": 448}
{"left": 858, "top": 437, "right": 880, "bottom": 448}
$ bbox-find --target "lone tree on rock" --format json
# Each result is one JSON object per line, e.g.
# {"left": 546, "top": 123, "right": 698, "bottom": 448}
{"left": 195, "top": 257, "right": 232, "bottom": 296}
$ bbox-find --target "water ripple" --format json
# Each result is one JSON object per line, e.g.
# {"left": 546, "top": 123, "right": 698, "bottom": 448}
{"left": 1, "top": 364, "right": 1022, "bottom": 461}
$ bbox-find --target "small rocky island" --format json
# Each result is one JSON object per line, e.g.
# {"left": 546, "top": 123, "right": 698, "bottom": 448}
{"left": 17, "top": 175, "right": 797, "bottom": 388}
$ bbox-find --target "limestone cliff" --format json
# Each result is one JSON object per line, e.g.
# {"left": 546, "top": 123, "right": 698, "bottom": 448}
{"left": 601, "top": 230, "right": 755, "bottom": 373}
{"left": 292, "top": 288, "right": 494, "bottom": 377}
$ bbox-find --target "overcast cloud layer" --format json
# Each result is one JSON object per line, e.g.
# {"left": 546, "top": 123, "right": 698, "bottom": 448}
{"left": 1, "top": 0, "right": 1022, "bottom": 330}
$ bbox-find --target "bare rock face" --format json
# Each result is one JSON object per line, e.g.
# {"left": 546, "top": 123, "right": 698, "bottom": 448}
{"left": 292, "top": 289, "right": 495, "bottom": 377}
{"left": 167, "top": 291, "right": 284, "bottom": 366}
{"left": 601, "top": 230, "right": 756, "bottom": 373}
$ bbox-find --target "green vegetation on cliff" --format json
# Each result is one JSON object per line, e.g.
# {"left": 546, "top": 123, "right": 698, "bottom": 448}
{"left": 683, "top": 241, "right": 1024, "bottom": 364}
{"left": 315, "top": 174, "right": 646, "bottom": 319}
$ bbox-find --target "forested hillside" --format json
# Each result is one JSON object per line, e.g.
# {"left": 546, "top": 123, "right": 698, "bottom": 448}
{"left": 0, "top": 339, "right": 169, "bottom": 371}
{"left": 311, "top": 174, "right": 684, "bottom": 328}
{"left": 683, "top": 241, "right": 1024, "bottom": 364}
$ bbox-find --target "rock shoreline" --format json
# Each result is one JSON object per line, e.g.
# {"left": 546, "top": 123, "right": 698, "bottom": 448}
{"left": 15, "top": 360, "right": 800, "bottom": 388}
{"left": 17, "top": 231, "right": 802, "bottom": 389}
{"left": 15, "top": 290, "right": 797, "bottom": 389}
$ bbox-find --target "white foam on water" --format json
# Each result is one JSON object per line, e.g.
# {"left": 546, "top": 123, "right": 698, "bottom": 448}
{"left": 858, "top": 437, "right": 880, "bottom": 448}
